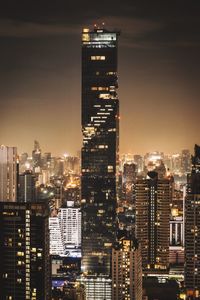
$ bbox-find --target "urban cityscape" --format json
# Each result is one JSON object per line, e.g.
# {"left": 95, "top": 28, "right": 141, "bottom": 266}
{"left": 1, "top": 2, "right": 200, "bottom": 300}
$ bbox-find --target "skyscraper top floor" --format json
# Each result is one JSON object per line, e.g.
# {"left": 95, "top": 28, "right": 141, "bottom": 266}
{"left": 82, "top": 26, "right": 120, "bottom": 47}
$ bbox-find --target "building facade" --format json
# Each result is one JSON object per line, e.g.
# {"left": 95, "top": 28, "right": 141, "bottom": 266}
{"left": 81, "top": 26, "right": 120, "bottom": 274}
{"left": 0, "top": 202, "right": 51, "bottom": 300}
{"left": 135, "top": 171, "right": 173, "bottom": 272}
{"left": 77, "top": 275, "right": 111, "bottom": 300}
{"left": 185, "top": 145, "right": 200, "bottom": 299}
{"left": 0, "top": 145, "right": 18, "bottom": 202}
{"left": 112, "top": 235, "right": 142, "bottom": 300}
{"left": 18, "top": 170, "right": 36, "bottom": 202}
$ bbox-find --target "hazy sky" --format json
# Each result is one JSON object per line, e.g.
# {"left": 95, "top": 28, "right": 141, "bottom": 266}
{"left": 0, "top": 0, "right": 200, "bottom": 156}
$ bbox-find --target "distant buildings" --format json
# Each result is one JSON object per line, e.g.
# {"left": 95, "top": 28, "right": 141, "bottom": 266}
{"left": 112, "top": 234, "right": 142, "bottom": 300}
{"left": 0, "top": 145, "right": 18, "bottom": 202}
{"left": 0, "top": 202, "right": 51, "bottom": 299}
{"left": 81, "top": 26, "right": 120, "bottom": 275}
{"left": 185, "top": 145, "right": 200, "bottom": 298}
{"left": 136, "top": 170, "right": 173, "bottom": 272}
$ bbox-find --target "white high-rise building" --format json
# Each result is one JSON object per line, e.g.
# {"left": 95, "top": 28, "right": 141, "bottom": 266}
{"left": 59, "top": 202, "right": 81, "bottom": 248}
{"left": 0, "top": 145, "right": 17, "bottom": 202}
{"left": 49, "top": 217, "right": 65, "bottom": 256}
{"left": 49, "top": 201, "right": 81, "bottom": 257}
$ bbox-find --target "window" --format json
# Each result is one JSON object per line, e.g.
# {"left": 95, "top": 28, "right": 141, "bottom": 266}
{"left": 91, "top": 56, "right": 105, "bottom": 60}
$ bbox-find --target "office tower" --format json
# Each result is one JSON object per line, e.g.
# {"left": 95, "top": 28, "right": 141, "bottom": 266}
{"left": 42, "top": 152, "right": 51, "bottom": 169}
{"left": 181, "top": 149, "right": 191, "bottom": 174}
{"left": 59, "top": 202, "right": 81, "bottom": 249}
{"left": 0, "top": 145, "right": 18, "bottom": 202}
{"left": 77, "top": 275, "right": 112, "bottom": 300}
{"left": 135, "top": 170, "right": 173, "bottom": 272}
{"left": 123, "top": 162, "right": 137, "bottom": 206}
{"left": 49, "top": 216, "right": 65, "bottom": 256}
{"left": 112, "top": 234, "right": 142, "bottom": 300}
{"left": 0, "top": 202, "right": 51, "bottom": 299}
{"left": 32, "top": 140, "right": 41, "bottom": 169}
{"left": 18, "top": 170, "right": 36, "bottom": 202}
{"left": 81, "top": 26, "right": 120, "bottom": 274}
{"left": 49, "top": 202, "right": 81, "bottom": 256}
{"left": 185, "top": 145, "right": 200, "bottom": 298}
{"left": 171, "top": 154, "right": 182, "bottom": 174}
{"left": 134, "top": 155, "right": 144, "bottom": 173}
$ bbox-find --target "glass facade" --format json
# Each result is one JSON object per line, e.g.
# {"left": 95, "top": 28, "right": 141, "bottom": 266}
{"left": 81, "top": 27, "right": 120, "bottom": 275}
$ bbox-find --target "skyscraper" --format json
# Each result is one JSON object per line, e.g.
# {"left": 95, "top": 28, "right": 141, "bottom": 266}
{"left": 135, "top": 170, "right": 173, "bottom": 273}
{"left": 185, "top": 145, "right": 200, "bottom": 299}
{"left": 0, "top": 202, "right": 51, "bottom": 299}
{"left": 112, "top": 233, "right": 142, "bottom": 300}
{"left": 18, "top": 170, "right": 36, "bottom": 202}
{"left": 0, "top": 145, "right": 18, "bottom": 202}
{"left": 81, "top": 26, "right": 120, "bottom": 274}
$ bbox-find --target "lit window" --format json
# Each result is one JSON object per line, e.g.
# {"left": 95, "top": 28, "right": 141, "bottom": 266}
{"left": 91, "top": 56, "right": 106, "bottom": 60}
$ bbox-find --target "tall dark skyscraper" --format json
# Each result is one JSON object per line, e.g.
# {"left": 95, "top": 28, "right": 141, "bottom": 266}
{"left": 185, "top": 145, "right": 200, "bottom": 299}
{"left": 0, "top": 202, "right": 51, "bottom": 299}
{"left": 136, "top": 170, "right": 173, "bottom": 273}
{"left": 81, "top": 26, "right": 120, "bottom": 275}
{"left": 18, "top": 170, "right": 36, "bottom": 202}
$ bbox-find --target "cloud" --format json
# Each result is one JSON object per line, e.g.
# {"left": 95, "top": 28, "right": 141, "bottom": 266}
{"left": 0, "top": 19, "right": 80, "bottom": 38}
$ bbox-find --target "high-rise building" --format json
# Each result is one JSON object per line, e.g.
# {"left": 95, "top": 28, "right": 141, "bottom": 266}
{"left": 32, "top": 140, "right": 41, "bottom": 170}
{"left": 135, "top": 170, "right": 173, "bottom": 273}
{"left": 123, "top": 162, "right": 137, "bottom": 206}
{"left": 81, "top": 26, "right": 120, "bottom": 274}
{"left": 0, "top": 145, "right": 18, "bottom": 202}
{"left": 0, "top": 202, "right": 51, "bottom": 299}
{"left": 112, "top": 234, "right": 142, "bottom": 300}
{"left": 77, "top": 275, "right": 112, "bottom": 300}
{"left": 181, "top": 149, "right": 191, "bottom": 174}
{"left": 49, "top": 216, "right": 65, "bottom": 256}
{"left": 185, "top": 145, "right": 200, "bottom": 299}
{"left": 59, "top": 202, "right": 81, "bottom": 249}
{"left": 49, "top": 202, "right": 81, "bottom": 257}
{"left": 18, "top": 170, "right": 36, "bottom": 202}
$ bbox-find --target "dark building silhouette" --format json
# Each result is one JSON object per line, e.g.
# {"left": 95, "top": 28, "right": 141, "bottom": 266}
{"left": 18, "top": 170, "right": 36, "bottom": 202}
{"left": 185, "top": 145, "right": 200, "bottom": 299}
{"left": 136, "top": 170, "right": 173, "bottom": 273}
{"left": 32, "top": 140, "right": 42, "bottom": 169}
{"left": 0, "top": 202, "right": 51, "bottom": 299}
{"left": 112, "top": 232, "right": 142, "bottom": 300}
{"left": 123, "top": 162, "right": 137, "bottom": 206}
{"left": 81, "top": 26, "right": 120, "bottom": 275}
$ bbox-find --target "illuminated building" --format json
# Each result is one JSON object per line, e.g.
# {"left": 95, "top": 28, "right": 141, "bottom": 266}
{"left": 18, "top": 170, "right": 36, "bottom": 202}
{"left": 32, "top": 140, "right": 42, "bottom": 170}
{"left": 49, "top": 202, "right": 81, "bottom": 257}
{"left": 49, "top": 217, "right": 65, "bottom": 256}
{"left": 81, "top": 26, "right": 120, "bottom": 274}
{"left": 0, "top": 145, "right": 18, "bottom": 202}
{"left": 169, "top": 202, "right": 185, "bottom": 265}
{"left": 112, "top": 234, "right": 142, "bottom": 300}
{"left": 122, "top": 162, "right": 137, "bottom": 206}
{"left": 135, "top": 170, "right": 173, "bottom": 272}
{"left": 0, "top": 202, "right": 51, "bottom": 299}
{"left": 134, "top": 155, "right": 144, "bottom": 173}
{"left": 77, "top": 275, "right": 112, "bottom": 300}
{"left": 181, "top": 149, "right": 191, "bottom": 174}
{"left": 185, "top": 145, "right": 200, "bottom": 299}
{"left": 59, "top": 202, "right": 81, "bottom": 249}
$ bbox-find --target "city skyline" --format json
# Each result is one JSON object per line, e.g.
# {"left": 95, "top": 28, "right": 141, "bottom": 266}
{"left": 1, "top": 1, "right": 200, "bottom": 156}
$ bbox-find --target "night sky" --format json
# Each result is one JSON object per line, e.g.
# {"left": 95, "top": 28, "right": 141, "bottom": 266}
{"left": 1, "top": 0, "right": 200, "bottom": 156}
